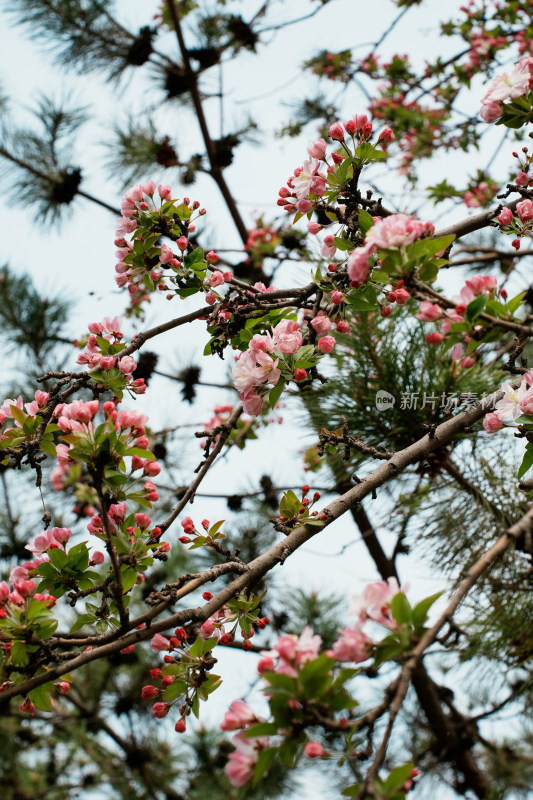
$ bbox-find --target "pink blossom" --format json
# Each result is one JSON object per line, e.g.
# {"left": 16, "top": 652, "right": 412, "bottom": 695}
{"left": 150, "top": 633, "right": 171, "bottom": 652}
{"left": 519, "top": 389, "right": 533, "bottom": 416}
{"left": 241, "top": 390, "right": 263, "bottom": 416}
{"left": 296, "top": 198, "right": 313, "bottom": 213}
{"left": 303, "top": 741, "right": 327, "bottom": 758}
{"left": 344, "top": 114, "right": 368, "bottom": 134}
{"left": 347, "top": 243, "right": 375, "bottom": 285}
{"left": 51, "top": 527, "right": 71, "bottom": 544}
{"left": 307, "top": 138, "right": 327, "bottom": 159}
{"left": 516, "top": 171, "right": 529, "bottom": 187}
{"left": 274, "top": 625, "right": 322, "bottom": 670}
{"left": 100, "top": 356, "right": 116, "bottom": 370}
{"left": 494, "top": 380, "right": 530, "bottom": 421}
{"left": 318, "top": 336, "right": 335, "bottom": 353}
{"left": 220, "top": 700, "right": 259, "bottom": 731}
{"left": 15, "top": 579, "right": 35, "bottom": 598}
{"left": 225, "top": 733, "right": 267, "bottom": 787}
{"left": 249, "top": 333, "right": 276, "bottom": 353}
{"left": 483, "top": 413, "right": 505, "bottom": 433}
{"left": 482, "top": 58, "right": 532, "bottom": 105}
{"left": 135, "top": 513, "right": 151, "bottom": 530}
{"left": 102, "top": 317, "right": 122, "bottom": 336}
{"left": 209, "top": 270, "right": 225, "bottom": 287}
{"left": 377, "top": 127, "right": 395, "bottom": 143}
{"left": 89, "top": 550, "right": 105, "bottom": 565}
{"left": 273, "top": 319, "right": 302, "bottom": 354}
{"left": 332, "top": 626, "right": 372, "bottom": 663}
{"left": 497, "top": 208, "right": 514, "bottom": 226}
{"left": 118, "top": 356, "right": 137, "bottom": 374}
{"left": 329, "top": 121, "right": 345, "bottom": 140}
{"left": 200, "top": 620, "right": 216, "bottom": 638}
{"left": 257, "top": 656, "right": 275, "bottom": 674}
{"left": 351, "top": 578, "right": 404, "bottom": 626}
{"left": 321, "top": 234, "right": 336, "bottom": 259}
{"left": 233, "top": 352, "right": 257, "bottom": 394}
{"left": 366, "top": 214, "right": 426, "bottom": 249}
{"left": 480, "top": 100, "right": 503, "bottom": 122}
{"left": 415, "top": 301, "right": 442, "bottom": 321}
{"left": 26, "top": 530, "right": 62, "bottom": 555}
{"left": 0, "top": 396, "right": 23, "bottom": 419}
{"left": 311, "top": 313, "right": 332, "bottom": 335}
{"left": 292, "top": 158, "right": 322, "bottom": 199}
{"left": 516, "top": 199, "right": 533, "bottom": 223}
{"left": 152, "top": 702, "right": 171, "bottom": 718}
{"left": 252, "top": 351, "right": 281, "bottom": 386}
{"left": 117, "top": 410, "right": 148, "bottom": 430}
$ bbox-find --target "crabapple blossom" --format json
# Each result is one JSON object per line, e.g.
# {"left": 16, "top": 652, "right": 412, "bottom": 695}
{"left": 493, "top": 380, "right": 530, "bottom": 421}
{"left": 220, "top": 700, "right": 259, "bottom": 731}
{"left": 311, "top": 314, "right": 332, "bottom": 335}
{"left": 303, "top": 742, "right": 328, "bottom": 758}
{"left": 366, "top": 213, "right": 427, "bottom": 250}
{"left": 497, "top": 207, "right": 514, "bottom": 226}
{"left": 483, "top": 413, "right": 505, "bottom": 433}
{"left": 225, "top": 733, "right": 269, "bottom": 787}
{"left": 332, "top": 626, "right": 372, "bottom": 663}
{"left": 317, "top": 336, "right": 335, "bottom": 353}
{"left": 415, "top": 301, "right": 443, "bottom": 321}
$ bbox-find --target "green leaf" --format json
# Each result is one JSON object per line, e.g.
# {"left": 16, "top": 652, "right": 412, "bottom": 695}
{"left": 507, "top": 291, "right": 526, "bottom": 314}
{"left": 409, "top": 234, "right": 454, "bottom": 262}
{"left": 244, "top": 722, "right": 279, "bottom": 738}
{"left": 341, "top": 785, "right": 360, "bottom": 798}
{"left": 261, "top": 672, "right": 296, "bottom": 693}
{"left": 39, "top": 439, "right": 57, "bottom": 457}
{"left": 466, "top": 294, "right": 487, "bottom": 321}
{"left": 126, "top": 447, "right": 156, "bottom": 460}
{"left": 11, "top": 640, "right": 30, "bottom": 666}
{"left": 411, "top": 591, "right": 443, "bottom": 628}
{"left": 163, "top": 680, "right": 188, "bottom": 702}
{"left": 390, "top": 592, "right": 411, "bottom": 625}
{"left": 518, "top": 443, "right": 533, "bottom": 479}
{"left": 334, "top": 236, "right": 353, "bottom": 252}
{"left": 418, "top": 261, "right": 439, "bottom": 282}
{"left": 268, "top": 379, "right": 285, "bottom": 409}
{"left": 358, "top": 209, "right": 374, "bottom": 236}
{"left": 184, "top": 247, "right": 204, "bottom": 267}
{"left": 47, "top": 548, "right": 68, "bottom": 571}
{"left": 121, "top": 567, "right": 138, "bottom": 594}
{"left": 70, "top": 614, "right": 95, "bottom": 633}
{"left": 10, "top": 405, "right": 27, "bottom": 426}
{"left": 252, "top": 747, "right": 277, "bottom": 787}
{"left": 384, "top": 762, "right": 414, "bottom": 791}
{"left": 29, "top": 683, "right": 54, "bottom": 712}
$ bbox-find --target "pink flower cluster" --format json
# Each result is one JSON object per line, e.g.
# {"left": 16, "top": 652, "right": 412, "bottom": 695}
{"left": 257, "top": 625, "right": 322, "bottom": 678}
{"left": 484, "top": 372, "right": 533, "bottom": 433}
{"left": 75, "top": 317, "right": 146, "bottom": 393}
{"left": 333, "top": 578, "right": 405, "bottom": 662}
{"left": 278, "top": 156, "right": 327, "bottom": 213}
{"left": 480, "top": 56, "right": 533, "bottom": 122}
{"left": 497, "top": 200, "right": 533, "bottom": 248}
{"left": 232, "top": 319, "right": 303, "bottom": 415}
{"left": 0, "top": 390, "right": 49, "bottom": 434}
{"left": 347, "top": 213, "right": 433, "bottom": 286}
{"left": 416, "top": 275, "right": 498, "bottom": 366}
